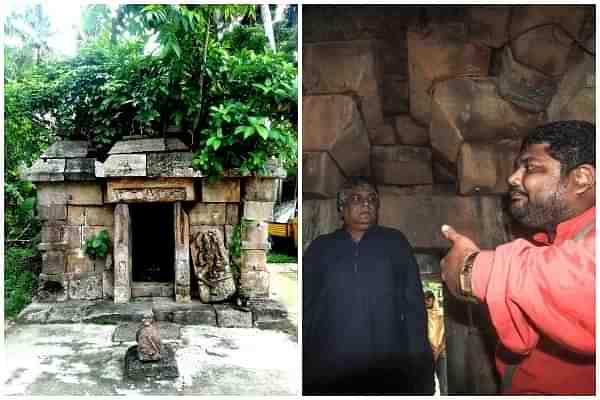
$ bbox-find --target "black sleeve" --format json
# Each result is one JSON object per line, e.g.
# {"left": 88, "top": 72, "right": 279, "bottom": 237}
{"left": 302, "top": 236, "right": 324, "bottom": 344}
{"left": 394, "top": 231, "right": 435, "bottom": 394}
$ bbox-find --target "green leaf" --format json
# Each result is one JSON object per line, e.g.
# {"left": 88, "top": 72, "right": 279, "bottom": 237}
{"left": 255, "top": 124, "right": 268, "bottom": 140}
{"left": 243, "top": 126, "right": 255, "bottom": 139}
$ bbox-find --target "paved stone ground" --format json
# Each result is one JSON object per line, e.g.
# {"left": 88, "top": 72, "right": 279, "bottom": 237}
{"left": 3, "top": 323, "right": 298, "bottom": 395}
{"left": 3, "top": 266, "right": 299, "bottom": 396}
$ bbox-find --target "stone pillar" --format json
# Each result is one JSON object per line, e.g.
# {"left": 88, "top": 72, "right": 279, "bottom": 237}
{"left": 240, "top": 177, "right": 279, "bottom": 300}
{"left": 174, "top": 201, "right": 191, "bottom": 303}
{"left": 113, "top": 203, "right": 132, "bottom": 303}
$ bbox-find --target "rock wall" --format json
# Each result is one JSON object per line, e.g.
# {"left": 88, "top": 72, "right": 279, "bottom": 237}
{"left": 302, "top": 5, "right": 595, "bottom": 395}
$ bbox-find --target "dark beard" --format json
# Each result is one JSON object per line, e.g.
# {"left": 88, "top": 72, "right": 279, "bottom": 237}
{"left": 509, "top": 184, "right": 571, "bottom": 230}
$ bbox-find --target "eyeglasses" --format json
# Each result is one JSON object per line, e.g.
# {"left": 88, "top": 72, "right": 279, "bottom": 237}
{"left": 347, "top": 193, "right": 379, "bottom": 206}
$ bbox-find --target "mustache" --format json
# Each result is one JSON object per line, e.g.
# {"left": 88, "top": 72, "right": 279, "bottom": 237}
{"left": 508, "top": 186, "right": 528, "bottom": 197}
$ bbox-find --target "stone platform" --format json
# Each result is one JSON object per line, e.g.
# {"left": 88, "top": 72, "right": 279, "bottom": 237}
{"left": 124, "top": 344, "right": 179, "bottom": 381}
{"left": 16, "top": 297, "right": 289, "bottom": 330}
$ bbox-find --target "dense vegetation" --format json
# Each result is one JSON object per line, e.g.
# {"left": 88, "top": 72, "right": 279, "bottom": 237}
{"left": 4, "top": 4, "right": 297, "bottom": 318}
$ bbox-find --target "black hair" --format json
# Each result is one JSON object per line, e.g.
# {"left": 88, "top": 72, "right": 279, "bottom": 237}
{"left": 424, "top": 291, "right": 435, "bottom": 299}
{"left": 336, "top": 176, "right": 378, "bottom": 213}
{"left": 523, "top": 120, "right": 595, "bottom": 176}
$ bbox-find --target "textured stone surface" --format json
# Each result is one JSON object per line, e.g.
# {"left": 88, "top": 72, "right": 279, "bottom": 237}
{"left": 189, "top": 203, "right": 226, "bottom": 225}
{"left": 303, "top": 95, "right": 370, "bottom": 177}
{"left": 41, "top": 224, "right": 65, "bottom": 243}
{"left": 241, "top": 250, "right": 268, "bottom": 272}
{"left": 430, "top": 78, "right": 545, "bottom": 164}
{"left": 466, "top": 6, "right": 511, "bottom": 48}
{"left": 243, "top": 201, "right": 274, "bottom": 221}
{"left": 108, "top": 138, "right": 188, "bottom": 154}
{"left": 226, "top": 204, "right": 240, "bottom": 225}
{"left": 302, "top": 152, "right": 345, "bottom": 199}
{"left": 497, "top": 46, "right": 561, "bottom": 112}
{"left": 124, "top": 344, "right": 179, "bottom": 381}
{"left": 190, "top": 226, "right": 235, "bottom": 304}
{"left": 38, "top": 204, "right": 67, "bottom": 221}
{"left": 66, "top": 250, "right": 99, "bottom": 274}
{"left": 65, "top": 158, "right": 96, "bottom": 181}
{"left": 241, "top": 221, "right": 269, "bottom": 249}
{"left": 41, "top": 140, "right": 90, "bottom": 159}
{"left": 302, "top": 198, "right": 341, "bottom": 251}
{"left": 174, "top": 202, "right": 191, "bottom": 303}
{"left": 201, "top": 179, "right": 240, "bottom": 202}
{"left": 371, "top": 145, "right": 433, "bottom": 185}
{"left": 243, "top": 177, "right": 279, "bottom": 202}
{"left": 509, "top": 6, "right": 586, "bottom": 77}
{"left": 66, "top": 272, "right": 103, "bottom": 300}
{"left": 394, "top": 115, "right": 429, "bottom": 146}
{"left": 378, "top": 188, "right": 509, "bottom": 250}
{"left": 67, "top": 183, "right": 105, "bottom": 206}
{"left": 23, "top": 158, "right": 65, "bottom": 182}
{"left": 407, "top": 23, "right": 491, "bottom": 125}
{"left": 146, "top": 152, "right": 203, "bottom": 177}
{"left": 547, "top": 37, "right": 595, "bottom": 123}
{"left": 131, "top": 282, "right": 174, "bottom": 298}
{"left": 152, "top": 302, "right": 217, "bottom": 326}
{"left": 113, "top": 204, "right": 132, "bottom": 304}
{"left": 382, "top": 74, "right": 409, "bottom": 116}
{"left": 42, "top": 250, "right": 66, "bottom": 275}
{"left": 104, "top": 154, "right": 147, "bottom": 177}
{"left": 457, "top": 140, "right": 521, "bottom": 195}
{"left": 249, "top": 298, "right": 288, "bottom": 323}
{"left": 214, "top": 305, "right": 253, "bottom": 328}
{"left": 239, "top": 270, "right": 270, "bottom": 299}
{"left": 112, "top": 322, "right": 181, "bottom": 342}
{"left": 106, "top": 178, "right": 195, "bottom": 203}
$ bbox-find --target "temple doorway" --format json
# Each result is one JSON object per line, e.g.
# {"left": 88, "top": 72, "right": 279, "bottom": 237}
{"left": 130, "top": 203, "right": 175, "bottom": 297}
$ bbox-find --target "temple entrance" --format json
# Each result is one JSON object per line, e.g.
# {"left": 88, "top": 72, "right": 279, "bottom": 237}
{"left": 130, "top": 203, "right": 175, "bottom": 297}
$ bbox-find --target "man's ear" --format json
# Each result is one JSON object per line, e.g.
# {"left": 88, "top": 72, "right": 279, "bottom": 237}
{"left": 571, "top": 164, "right": 595, "bottom": 195}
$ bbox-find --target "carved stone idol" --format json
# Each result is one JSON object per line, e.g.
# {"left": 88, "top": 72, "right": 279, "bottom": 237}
{"left": 136, "top": 316, "right": 161, "bottom": 362}
{"left": 190, "top": 229, "right": 236, "bottom": 303}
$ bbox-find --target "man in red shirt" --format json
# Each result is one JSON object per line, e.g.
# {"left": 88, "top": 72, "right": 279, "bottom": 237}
{"left": 440, "top": 120, "right": 595, "bottom": 394}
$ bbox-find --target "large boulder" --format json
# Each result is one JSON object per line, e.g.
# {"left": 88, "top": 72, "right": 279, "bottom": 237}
{"left": 547, "top": 37, "right": 595, "bottom": 123}
{"left": 378, "top": 186, "right": 509, "bottom": 250}
{"left": 430, "top": 78, "right": 545, "bottom": 164}
{"left": 457, "top": 140, "right": 521, "bottom": 195}
{"left": 303, "top": 152, "right": 346, "bottom": 199}
{"left": 407, "top": 22, "right": 491, "bottom": 125}
{"left": 303, "top": 95, "right": 370, "bottom": 177}
{"left": 371, "top": 145, "right": 433, "bottom": 185}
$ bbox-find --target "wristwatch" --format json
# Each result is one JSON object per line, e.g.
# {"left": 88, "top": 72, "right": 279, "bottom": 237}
{"left": 458, "top": 251, "right": 480, "bottom": 303}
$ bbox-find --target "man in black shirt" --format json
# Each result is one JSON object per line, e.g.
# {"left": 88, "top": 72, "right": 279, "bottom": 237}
{"left": 303, "top": 177, "right": 435, "bottom": 395}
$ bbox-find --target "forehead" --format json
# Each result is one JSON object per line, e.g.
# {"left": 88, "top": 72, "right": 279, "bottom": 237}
{"left": 348, "top": 184, "right": 377, "bottom": 194}
{"left": 517, "top": 143, "right": 555, "bottom": 163}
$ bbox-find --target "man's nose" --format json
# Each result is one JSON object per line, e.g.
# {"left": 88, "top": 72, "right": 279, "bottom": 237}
{"left": 507, "top": 167, "right": 523, "bottom": 188}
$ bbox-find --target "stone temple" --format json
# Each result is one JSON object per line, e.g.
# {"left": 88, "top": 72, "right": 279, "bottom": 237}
{"left": 22, "top": 137, "right": 284, "bottom": 304}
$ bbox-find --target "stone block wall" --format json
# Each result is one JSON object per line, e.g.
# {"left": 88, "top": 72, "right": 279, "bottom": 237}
{"left": 33, "top": 165, "right": 283, "bottom": 304}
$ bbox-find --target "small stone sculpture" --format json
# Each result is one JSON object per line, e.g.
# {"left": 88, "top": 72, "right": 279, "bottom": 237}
{"left": 136, "top": 316, "right": 161, "bottom": 362}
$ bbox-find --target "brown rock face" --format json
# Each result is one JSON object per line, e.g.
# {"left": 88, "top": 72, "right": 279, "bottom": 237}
{"left": 303, "top": 95, "right": 370, "bottom": 176}
{"left": 378, "top": 187, "right": 509, "bottom": 250}
{"left": 371, "top": 145, "right": 433, "bottom": 185}
{"left": 509, "top": 6, "right": 586, "bottom": 77}
{"left": 547, "top": 37, "right": 595, "bottom": 123}
{"left": 430, "top": 78, "right": 545, "bottom": 164}
{"left": 407, "top": 23, "right": 491, "bottom": 125}
{"left": 303, "top": 41, "right": 386, "bottom": 141}
{"left": 466, "top": 6, "right": 511, "bottom": 48}
{"left": 303, "top": 152, "right": 346, "bottom": 199}
{"left": 394, "top": 115, "right": 429, "bottom": 145}
{"left": 457, "top": 140, "right": 521, "bottom": 195}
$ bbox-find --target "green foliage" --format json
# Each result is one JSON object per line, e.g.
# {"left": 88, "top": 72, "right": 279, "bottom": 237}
{"left": 193, "top": 47, "right": 297, "bottom": 177}
{"left": 5, "top": 247, "right": 38, "bottom": 319}
{"left": 228, "top": 221, "right": 247, "bottom": 278}
{"left": 267, "top": 251, "right": 297, "bottom": 264}
{"left": 83, "top": 229, "right": 111, "bottom": 259}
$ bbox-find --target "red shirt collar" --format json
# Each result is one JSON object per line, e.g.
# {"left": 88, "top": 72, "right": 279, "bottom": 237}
{"left": 532, "top": 206, "right": 596, "bottom": 245}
